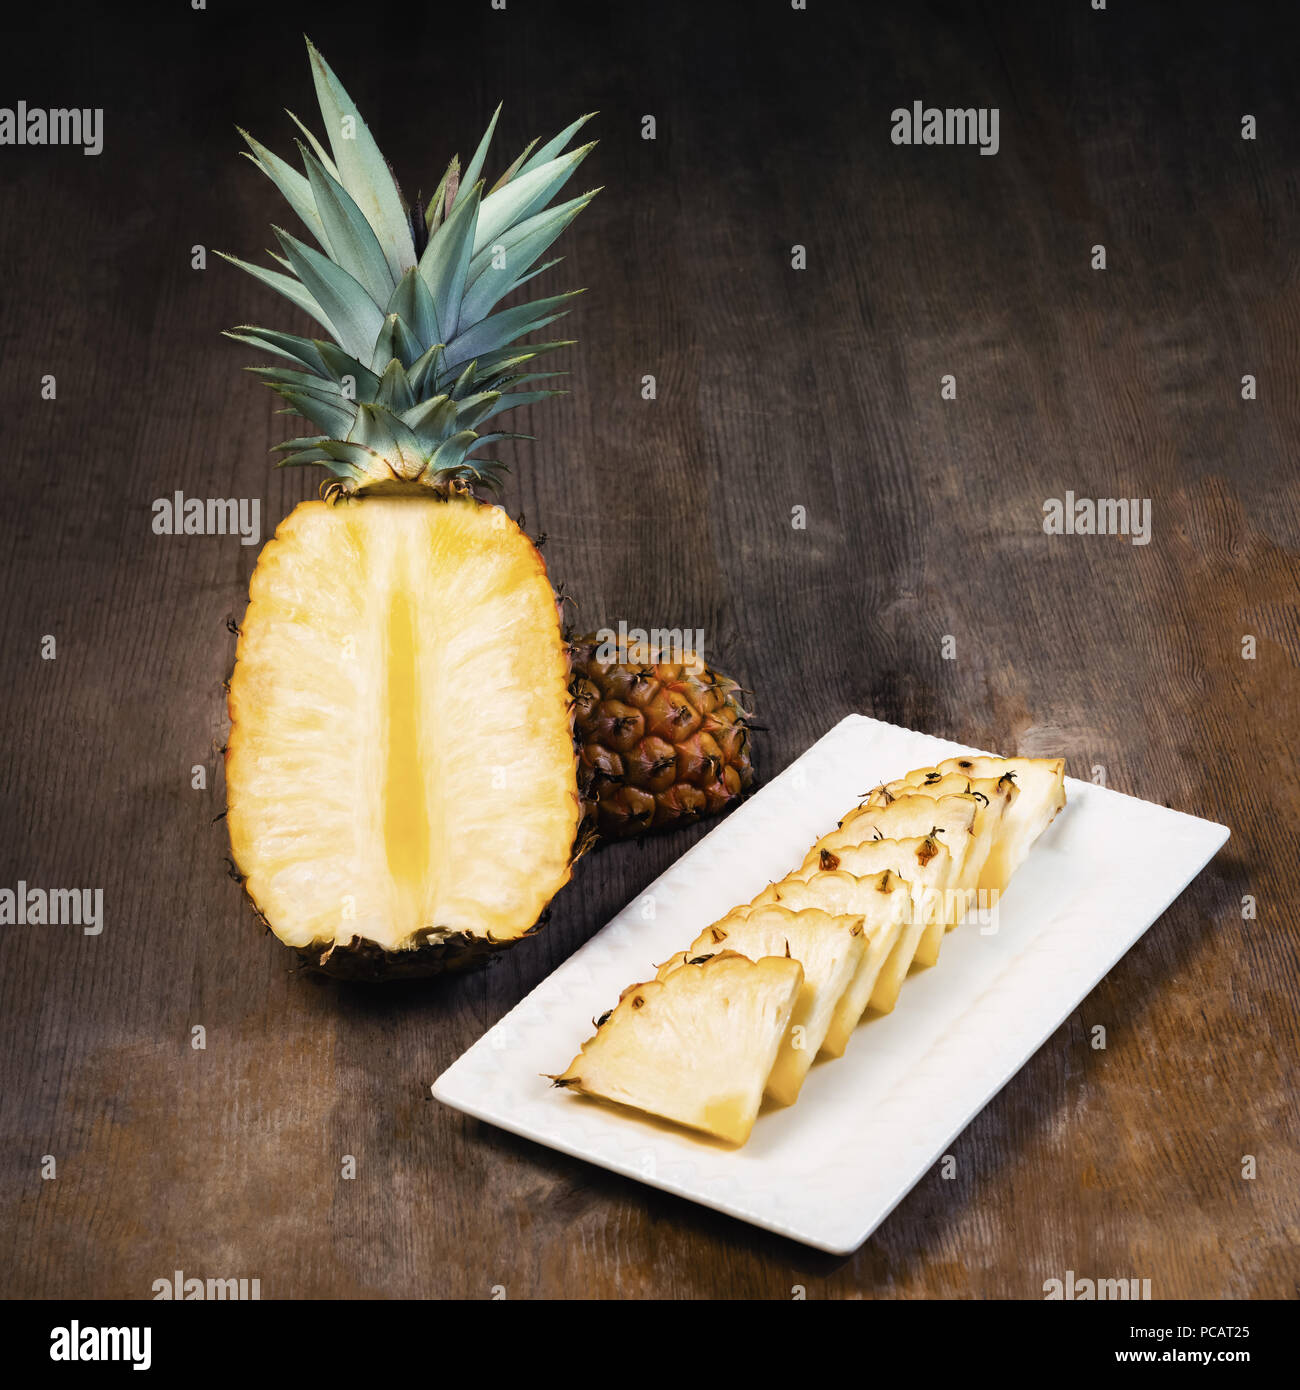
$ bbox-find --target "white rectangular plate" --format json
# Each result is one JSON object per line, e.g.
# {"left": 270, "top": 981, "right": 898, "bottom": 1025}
{"left": 433, "top": 714, "right": 1229, "bottom": 1253}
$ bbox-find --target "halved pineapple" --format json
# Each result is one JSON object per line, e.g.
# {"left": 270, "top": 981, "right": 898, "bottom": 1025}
{"left": 554, "top": 951, "right": 804, "bottom": 1145}
{"left": 867, "top": 773, "right": 1018, "bottom": 935}
{"left": 659, "top": 906, "right": 866, "bottom": 1105}
{"left": 741, "top": 870, "right": 911, "bottom": 1056}
{"left": 226, "top": 496, "right": 581, "bottom": 977}
{"left": 805, "top": 794, "right": 976, "bottom": 986}
{"left": 883, "top": 756, "right": 1067, "bottom": 892}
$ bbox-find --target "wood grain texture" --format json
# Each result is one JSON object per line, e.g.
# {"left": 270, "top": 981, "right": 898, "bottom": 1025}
{"left": 1, "top": 0, "right": 1297, "bottom": 1299}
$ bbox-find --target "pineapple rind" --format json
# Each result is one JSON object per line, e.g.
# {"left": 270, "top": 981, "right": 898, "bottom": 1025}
{"left": 569, "top": 634, "right": 754, "bottom": 840}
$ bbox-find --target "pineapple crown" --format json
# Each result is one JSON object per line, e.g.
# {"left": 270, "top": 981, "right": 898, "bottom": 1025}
{"left": 221, "top": 37, "right": 597, "bottom": 494}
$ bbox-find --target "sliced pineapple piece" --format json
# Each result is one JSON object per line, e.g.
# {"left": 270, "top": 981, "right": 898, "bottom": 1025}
{"left": 867, "top": 772, "right": 1018, "bottom": 937}
{"left": 884, "top": 755, "right": 1066, "bottom": 893}
{"left": 660, "top": 906, "right": 866, "bottom": 1105}
{"left": 804, "top": 794, "right": 976, "bottom": 984}
{"left": 759, "top": 834, "right": 952, "bottom": 1012}
{"left": 554, "top": 951, "right": 803, "bottom": 1145}
{"left": 741, "top": 870, "right": 910, "bottom": 1056}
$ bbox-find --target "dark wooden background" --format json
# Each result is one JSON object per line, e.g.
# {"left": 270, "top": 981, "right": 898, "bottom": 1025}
{"left": 2, "top": 0, "right": 1297, "bottom": 1299}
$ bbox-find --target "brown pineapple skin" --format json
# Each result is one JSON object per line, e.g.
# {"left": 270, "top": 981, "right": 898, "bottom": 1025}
{"left": 568, "top": 634, "right": 755, "bottom": 841}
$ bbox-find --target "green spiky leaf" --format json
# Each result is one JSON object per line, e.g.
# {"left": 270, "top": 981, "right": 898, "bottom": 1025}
{"left": 272, "top": 385, "right": 356, "bottom": 436}
{"left": 520, "top": 112, "right": 597, "bottom": 175}
{"left": 300, "top": 146, "right": 395, "bottom": 307}
{"left": 386, "top": 268, "right": 442, "bottom": 350}
{"left": 369, "top": 312, "right": 423, "bottom": 373}
{"left": 276, "top": 443, "right": 338, "bottom": 468}
{"left": 306, "top": 40, "right": 415, "bottom": 281}
{"left": 441, "top": 291, "right": 582, "bottom": 373}
{"left": 451, "top": 391, "right": 507, "bottom": 431}
{"left": 273, "top": 227, "right": 385, "bottom": 361}
{"left": 466, "top": 431, "right": 532, "bottom": 452}
{"left": 224, "top": 327, "right": 330, "bottom": 375}
{"left": 488, "top": 138, "right": 538, "bottom": 194}
{"left": 285, "top": 108, "right": 340, "bottom": 179}
{"left": 473, "top": 145, "right": 593, "bottom": 257}
{"left": 314, "top": 343, "right": 381, "bottom": 396}
{"left": 239, "top": 133, "right": 331, "bottom": 252}
{"left": 418, "top": 180, "right": 480, "bottom": 343}
{"left": 458, "top": 105, "right": 500, "bottom": 204}
{"left": 426, "top": 429, "right": 481, "bottom": 474}
{"left": 400, "top": 393, "right": 460, "bottom": 440}
{"left": 225, "top": 42, "right": 595, "bottom": 491}
{"left": 374, "top": 358, "right": 415, "bottom": 413}
{"left": 462, "top": 192, "right": 594, "bottom": 323}
{"left": 350, "top": 402, "right": 426, "bottom": 476}
{"left": 475, "top": 389, "right": 565, "bottom": 422}
{"left": 217, "top": 251, "right": 334, "bottom": 335}
{"left": 425, "top": 157, "right": 458, "bottom": 235}
{"left": 406, "top": 342, "right": 447, "bottom": 399}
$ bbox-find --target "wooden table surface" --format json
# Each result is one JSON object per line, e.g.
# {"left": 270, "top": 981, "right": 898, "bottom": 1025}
{"left": 2, "top": 0, "right": 1297, "bottom": 1299}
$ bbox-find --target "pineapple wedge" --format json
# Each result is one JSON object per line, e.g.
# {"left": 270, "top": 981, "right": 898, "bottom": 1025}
{"left": 806, "top": 794, "right": 977, "bottom": 984}
{"left": 757, "top": 836, "right": 950, "bottom": 1014}
{"left": 742, "top": 870, "right": 910, "bottom": 1056}
{"left": 660, "top": 906, "right": 866, "bottom": 1105}
{"left": 867, "top": 773, "right": 1019, "bottom": 939}
{"left": 882, "top": 756, "right": 1066, "bottom": 893}
{"left": 554, "top": 951, "right": 803, "bottom": 1145}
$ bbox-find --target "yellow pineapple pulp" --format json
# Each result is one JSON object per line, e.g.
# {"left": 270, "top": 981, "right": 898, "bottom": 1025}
{"left": 658, "top": 905, "right": 866, "bottom": 1105}
{"left": 882, "top": 756, "right": 1067, "bottom": 892}
{"left": 867, "top": 771, "right": 1018, "bottom": 940}
{"left": 742, "top": 869, "right": 911, "bottom": 1055}
{"left": 551, "top": 755, "right": 1066, "bottom": 1145}
{"left": 806, "top": 794, "right": 976, "bottom": 995}
{"left": 554, "top": 951, "right": 803, "bottom": 1145}
{"left": 227, "top": 497, "right": 578, "bottom": 974}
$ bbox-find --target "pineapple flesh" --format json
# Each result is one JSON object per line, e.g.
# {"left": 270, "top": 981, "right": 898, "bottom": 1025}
{"left": 867, "top": 773, "right": 1019, "bottom": 938}
{"left": 742, "top": 870, "right": 911, "bottom": 1056}
{"left": 660, "top": 905, "right": 867, "bottom": 1105}
{"left": 806, "top": 794, "right": 977, "bottom": 993}
{"left": 227, "top": 498, "right": 579, "bottom": 973}
{"left": 555, "top": 952, "right": 804, "bottom": 1145}
{"left": 884, "top": 756, "right": 1067, "bottom": 892}
{"left": 552, "top": 754, "right": 1066, "bottom": 1144}
{"left": 770, "top": 834, "right": 953, "bottom": 1002}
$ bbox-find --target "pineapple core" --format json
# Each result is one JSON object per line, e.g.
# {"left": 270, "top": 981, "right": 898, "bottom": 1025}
{"left": 227, "top": 496, "right": 578, "bottom": 954}
{"left": 383, "top": 589, "right": 431, "bottom": 903}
